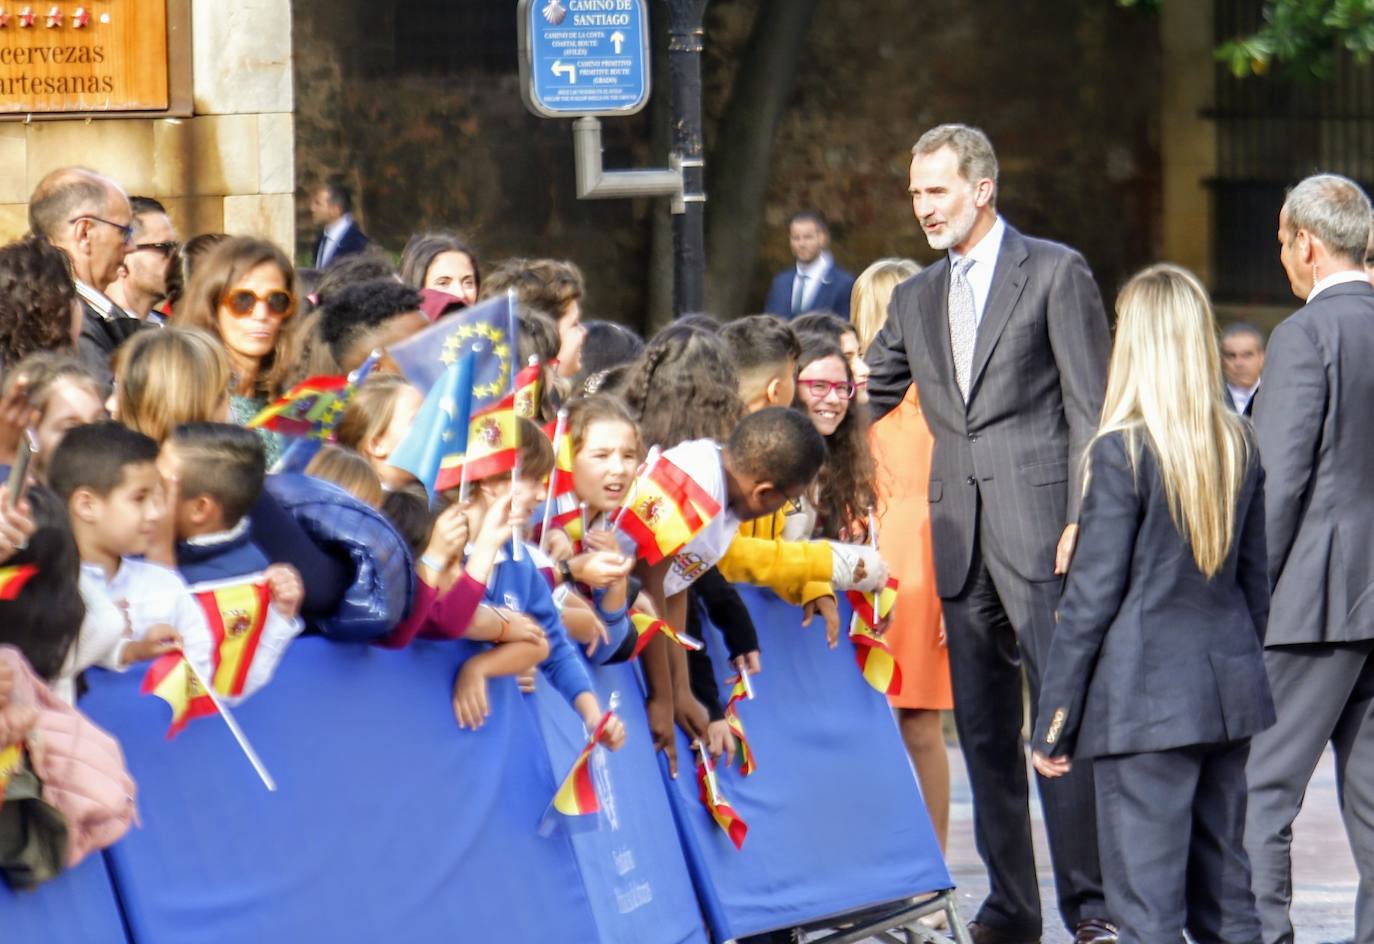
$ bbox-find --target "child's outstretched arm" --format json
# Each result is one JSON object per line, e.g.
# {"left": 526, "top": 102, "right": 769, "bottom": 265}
{"left": 452, "top": 636, "right": 549, "bottom": 730}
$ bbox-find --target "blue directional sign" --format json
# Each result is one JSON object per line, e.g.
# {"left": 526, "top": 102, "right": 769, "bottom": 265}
{"left": 518, "top": 0, "right": 652, "bottom": 118}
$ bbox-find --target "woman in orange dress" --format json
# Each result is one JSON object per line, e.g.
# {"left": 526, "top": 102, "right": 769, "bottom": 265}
{"left": 853, "top": 258, "right": 952, "bottom": 853}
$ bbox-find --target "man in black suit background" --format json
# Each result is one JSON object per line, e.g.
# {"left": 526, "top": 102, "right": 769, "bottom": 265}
{"left": 1246, "top": 173, "right": 1374, "bottom": 944}
{"left": 1221, "top": 322, "right": 1265, "bottom": 416}
{"left": 865, "top": 124, "right": 1113, "bottom": 944}
{"left": 762, "top": 210, "right": 855, "bottom": 319}
{"left": 310, "top": 182, "right": 370, "bottom": 269}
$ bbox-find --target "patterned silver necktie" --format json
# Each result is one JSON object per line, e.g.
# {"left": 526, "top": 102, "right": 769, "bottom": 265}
{"left": 949, "top": 256, "right": 977, "bottom": 401}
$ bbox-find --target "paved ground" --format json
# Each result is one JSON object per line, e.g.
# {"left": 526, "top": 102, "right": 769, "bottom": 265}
{"left": 939, "top": 744, "right": 1358, "bottom": 943}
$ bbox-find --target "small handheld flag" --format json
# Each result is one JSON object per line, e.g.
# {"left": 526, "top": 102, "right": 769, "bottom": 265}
{"left": 845, "top": 577, "right": 899, "bottom": 630}
{"left": 695, "top": 743, "right": 748, "bottom": 850}
{"left": 191, "top": 577, "right": 273, "bottom": 699}
{"left": 849, "top": 620, "right": 903, "bottom": 696}
{"left": 629, "top": 610, "right": 703, "bottom": 659}
{"left": 551, "top": 710, "right": 616, "bottom": 816}
{"left": 617, "top": 451, "right": 721, "bottom": 565}
{"left": 0, "top": 564, "right": 37, "bottom": 601}
{"left": 724, "top": 710, "right": 756, "bottom": 777}
{"left": 246, "top": 375, "right": 350, "bottom": 438}
{"left": 387, "top": 353, "right": 475, "bottom": 499}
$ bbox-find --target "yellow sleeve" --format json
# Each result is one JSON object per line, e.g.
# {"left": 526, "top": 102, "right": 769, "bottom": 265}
{"left": 717, "top": 533, "right": 834, "bottom": 606}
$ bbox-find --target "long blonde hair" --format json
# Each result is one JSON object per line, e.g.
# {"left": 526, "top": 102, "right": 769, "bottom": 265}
{"left": 1094, "top": 264, "right": 1249, "bottom": 577}
{"left": 115, "top": 327, "right": 231, "bottom": 444}
{"left": 851, "top": 258, "right": 921, "bottom": 354}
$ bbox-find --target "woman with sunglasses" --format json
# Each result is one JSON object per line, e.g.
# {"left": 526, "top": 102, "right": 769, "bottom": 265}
{"left": 174, "top": 237, "right": 303, "bottom": 466}
{"left": 788, "top": 331, "right": 878, "bottom": 545}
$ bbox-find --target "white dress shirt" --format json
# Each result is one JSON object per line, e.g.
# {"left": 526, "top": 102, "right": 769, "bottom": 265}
{"left": 316, "top": 213, "right": 355, "bottom": 268}
{"left": 948, "top": 215, "right": 1007, "bottom": 325}
{"left": 793, "top": 251, "right": 832, "bottom": 313}
{"left": 1306, "top": 268, "right": 1368, "bottom": 302}
{"left": 1227, "top": 380, "right": 1260, "bottom": 414}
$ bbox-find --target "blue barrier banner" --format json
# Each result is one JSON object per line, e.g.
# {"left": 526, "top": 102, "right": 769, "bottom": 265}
{"left": 0, "top": 851, "right": 129, "bottom": 943}
{"left": 665, "top": 587, "right": 952, "bottom": 940}
{"left": 79, "top": 639, "right": 602, "bottom": 944}
{"left": 530, "top": 660, "right": 709, "bottom": 944}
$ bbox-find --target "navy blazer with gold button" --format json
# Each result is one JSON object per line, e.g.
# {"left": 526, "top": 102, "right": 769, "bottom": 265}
{"left": 1032, "top": 430, "right": 1275, "bottom": 759}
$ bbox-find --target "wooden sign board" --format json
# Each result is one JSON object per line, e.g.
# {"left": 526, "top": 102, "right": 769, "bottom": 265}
{"left": 0, "top": 2, "right": 169, "bottom": 113}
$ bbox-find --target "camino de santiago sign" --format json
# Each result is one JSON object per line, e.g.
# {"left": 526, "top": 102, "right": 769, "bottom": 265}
{"left": 519, "top": 0, "right": 651, "bottom": 118}
{"left": 0, "top": 2, "right": 170, "bottom": 113}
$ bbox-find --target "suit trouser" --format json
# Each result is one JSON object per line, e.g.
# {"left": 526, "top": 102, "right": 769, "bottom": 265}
{"left": 1095, "top": 741, "right": 1262, "bottom": 944}
{"left": 1244, "top": 640, "right": 1374, "bottom": 944}
{"left": 941, "top": 511, "right": 1107, "bottom": 935}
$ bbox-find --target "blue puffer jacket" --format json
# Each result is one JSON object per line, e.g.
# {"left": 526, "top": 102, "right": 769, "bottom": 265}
{"left": 263, "top": 473, "right": 416, "bottom": 641}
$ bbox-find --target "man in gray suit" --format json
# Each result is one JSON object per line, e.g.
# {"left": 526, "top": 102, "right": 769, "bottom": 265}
{"left": 866, "top": 125, "right": 1113, "bottom": 944}
{"left": 1247, "top": 173, "right": 1374, "bottom": 944}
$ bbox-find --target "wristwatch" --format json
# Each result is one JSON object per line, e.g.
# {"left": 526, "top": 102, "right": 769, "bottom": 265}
{"left": 559, "top": 559, "right": 575, "bottom": 587}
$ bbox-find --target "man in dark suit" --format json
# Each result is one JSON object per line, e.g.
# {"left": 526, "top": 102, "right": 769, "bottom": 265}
{"left": 762, "top": 210, "right": 855, "bottom": 319}
{"left": 866, "top": 124, "right": 1114, "bottom": 944}
{"left": 27, "top": 166, "right": 144, "bottom": 390}
{"left": 1246, "top": 173, "right": 1374, "bottom": 944}
{"left": 1221, "top": 322, "right": 1265, "bottom": 416}
{"left": 310, "top": 182, "right": 370, "bottom": 269}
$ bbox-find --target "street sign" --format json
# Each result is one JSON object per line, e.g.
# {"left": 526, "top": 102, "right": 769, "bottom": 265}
{"left": 518, "top": 0, "right": 651, "bottom": 119}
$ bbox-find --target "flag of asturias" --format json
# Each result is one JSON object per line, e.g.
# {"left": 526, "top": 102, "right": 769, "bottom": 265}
{"left": 387, "top": 354, "right": 475, "bottom": 498}
{"left": 140, "top": 653, "right": 219, "bottom": 739}
{"left": 618, "top": 455, "right": 720, "bottom": 565}
{"left": 387, "top": 293, "right": 516, "bottom": 408}
{"left": 193, "top": 578, "right": 273, "bottom": 699}
{"left": 0, "top": 564, "right": 37, "bottom": 601}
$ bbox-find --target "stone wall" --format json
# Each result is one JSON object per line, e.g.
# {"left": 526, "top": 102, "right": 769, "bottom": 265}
{"left": 293, "top": 0, "right": 1162, "bottom": 328}
{"left": 0, "top": 0, "right": 295, "bottom": 250}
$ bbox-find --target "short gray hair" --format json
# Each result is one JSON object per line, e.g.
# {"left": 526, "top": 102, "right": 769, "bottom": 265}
{"left": 912, "top": 124, "right": 999, "bottom": 193}
{"left": 1282, "top": 173, "right": 1372, "bottom": 264}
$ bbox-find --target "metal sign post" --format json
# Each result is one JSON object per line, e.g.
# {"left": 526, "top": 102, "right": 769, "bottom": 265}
{"left": 519, "top": 0, "right": 706, "bottom": 318}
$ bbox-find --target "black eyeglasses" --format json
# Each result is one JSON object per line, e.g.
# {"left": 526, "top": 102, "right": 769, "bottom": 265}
{"left": 129, "top": 241, "right": 180, "bottom": 257}
{"left": 69, "top": 215, "right": 134, "bottom": 245}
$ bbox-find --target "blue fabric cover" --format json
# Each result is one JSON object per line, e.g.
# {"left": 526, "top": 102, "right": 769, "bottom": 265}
{"left": 264, "top": 473, "right": 415, "bottom": 640}
{"left": 665, "top": 586, "right": 953, "bottom": 940}
{"left": 0, "top": 853, "right": 129, "bottom": 943}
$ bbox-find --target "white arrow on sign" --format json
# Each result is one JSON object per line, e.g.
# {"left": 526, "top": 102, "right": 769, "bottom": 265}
{"left": 610, "top": 31, "right": 625, "bottom": 54}
{"left": 552, "top": 60, "right": 577, "bottom": 83}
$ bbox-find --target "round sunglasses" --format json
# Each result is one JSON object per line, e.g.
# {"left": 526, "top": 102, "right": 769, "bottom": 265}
{"left": 221, "top": 288, "right": 296, "bottom": 318}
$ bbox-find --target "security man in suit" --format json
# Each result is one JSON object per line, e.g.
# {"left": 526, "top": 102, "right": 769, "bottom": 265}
{"left": 1246, "top": 173, "right": 1374, "bottom": 944}
{"left": 1221, "top": 322, "right": 1265, "bottom": 416}
{"left": 311, "top": 182, "right": 371, "bottom": 270}
{"left": 865, "top": 124, "right": 1113, "bottom": 944}
{"left": 763, "top": 210, "right": 856, "bottom": 320}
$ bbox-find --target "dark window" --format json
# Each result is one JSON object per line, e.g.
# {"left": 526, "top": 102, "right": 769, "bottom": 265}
{"left": 394, "top": 2, "right": 518, "bottom": 76}
{"left": 1209, "top": 0, "right": 1374, "bottom": 303}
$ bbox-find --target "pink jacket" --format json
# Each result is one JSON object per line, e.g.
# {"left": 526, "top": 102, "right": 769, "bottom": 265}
{"left": 0, "top": 646, "right": 138, "bottom": 867}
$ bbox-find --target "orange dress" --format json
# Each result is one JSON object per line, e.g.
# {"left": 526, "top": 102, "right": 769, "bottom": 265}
{"left": 870, "top": 385, "right": 952, "bottom": 710}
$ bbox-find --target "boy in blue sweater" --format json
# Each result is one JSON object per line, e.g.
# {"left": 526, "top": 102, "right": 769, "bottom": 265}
{"left": 445, "top": 418, "right": 625, "bottom": 751}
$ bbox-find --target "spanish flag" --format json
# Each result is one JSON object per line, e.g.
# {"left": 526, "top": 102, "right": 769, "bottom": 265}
{"left": 512, "top": 362, "right": 542, "bottom": 420}
{"left": 193, "top": 579, "right": 272, "bottom": 699}
{"left": 246, "top": 375, "right": 351, "bottom": 438}
{"left": 724, "top": 709, "right": 756, "bottom": 777}
{"left": 544, "top": 417, "right": 576, "bottom": 499}
{"left": 849, "top": 620, "right": 903, "bottom": 696}
{"left": 629, "top": 610, "right": 703, "bottom": 659}
{"left": 724, "top": 672, "right": 752, "bottom": 710}
{"left": 618, "top": 456, "right": 719, "bottom": 565}
{"left": 0, "top": 564, "right": 37, "bottom": 601}
{"left": 140, "top": 653, "right": 219, "bottom": 739}
{"left": 0, "top": 742, "right": 22, "bottom": 807}
{"left": 696, "top": 758, "right": 749, "bottom": 850}
{"left": 551, "top": 711, "right": 615, "bottom": 816}
{"left": 434, "top": 402, "right": 521, "bottom": 491}
{"left": 846, "top": 576, "right": 899, "bottom": 630}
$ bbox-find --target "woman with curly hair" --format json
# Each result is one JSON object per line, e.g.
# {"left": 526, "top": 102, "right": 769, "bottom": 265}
{"left": 0, "top": 235, "right": 80, "bottom": 371}
{"left": 790, "top": 331, "right": 877, "bottom": 543}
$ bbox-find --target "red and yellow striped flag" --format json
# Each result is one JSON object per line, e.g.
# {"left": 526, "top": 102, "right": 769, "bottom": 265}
{"left": 140, "top": 653, "right": 219, "bottom": 739}
{"left": 434, "top": 403, "right": 521, "bottom": 491}
{"left": 0, "top": 564, "right": 37, "bottom": 601}
{"left": 724, "top": 709, "right": 756, "bottom": 777}
{"left": 845, "top": 576, "right": 899, "bottom": 630}
{"left": 0, "top": 742, "right": 22, "bottom": 809}
{"left": 543, "top": 417, "right": 576, "bottom": 499}
{"left": 724, "top": 673, "right": 752, "bottom": 710}
{"left": 629, "top": 610, "right": 703, "bottom": 659}
{"left": 551, "top": 711, "right": 616, "bottom": 816}
{"left": 194, "top": 579, "right": 272, "bottom": 699}
{"left": 246, "top": 375, "right": 351, "bottom": 438}
{"left": 696, "top": 758, "right": 749, "bottom": 850}
{"left": 618, "top": 456, "right": 719, "bottom": 565}
{"left": 849, "top": 620, "right": 903, "bottom": 696}
{"left": 512, "top": 362, "right": 542, "bottom": 420}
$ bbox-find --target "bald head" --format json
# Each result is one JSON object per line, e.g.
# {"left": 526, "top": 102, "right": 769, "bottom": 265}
{"left": 29, "top": 167, "right": 131, "bottom": 288}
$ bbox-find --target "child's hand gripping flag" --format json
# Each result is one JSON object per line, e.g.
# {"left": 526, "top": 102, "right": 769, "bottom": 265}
{"left": 695, "top": 743, "right": 748, "bottom": 849}
{"left": 550, "top": 709, "right": 617, "bottom": 816}
{"left": 722, "top": 675, "right": 757, "bottom": 777}
{"left": 191, "top": 575, "right": 301, "bottom": 702}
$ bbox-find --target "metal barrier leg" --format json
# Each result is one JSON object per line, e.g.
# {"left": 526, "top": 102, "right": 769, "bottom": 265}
{"left": 796, "top": 890, "right": 970, "bottom": 944}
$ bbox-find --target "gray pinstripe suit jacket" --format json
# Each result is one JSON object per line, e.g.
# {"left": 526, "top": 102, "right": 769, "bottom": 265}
{"left": 866, "top": 224, "right": 1111, "bottom": 595}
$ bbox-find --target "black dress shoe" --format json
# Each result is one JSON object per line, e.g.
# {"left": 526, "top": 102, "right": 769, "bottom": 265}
{"left": 1073, "top": 918, "right": 1119, "bottom": 943}
{"left": 967, "top": 920, "right": 1041, "bottom": 944}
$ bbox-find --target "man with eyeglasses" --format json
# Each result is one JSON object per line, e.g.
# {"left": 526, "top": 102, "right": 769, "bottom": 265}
{"left": 28, "top": 166, "right": 146, "bottom": 390}
{"left": 107, "top": 196, "right": 179, "bottom": 325}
